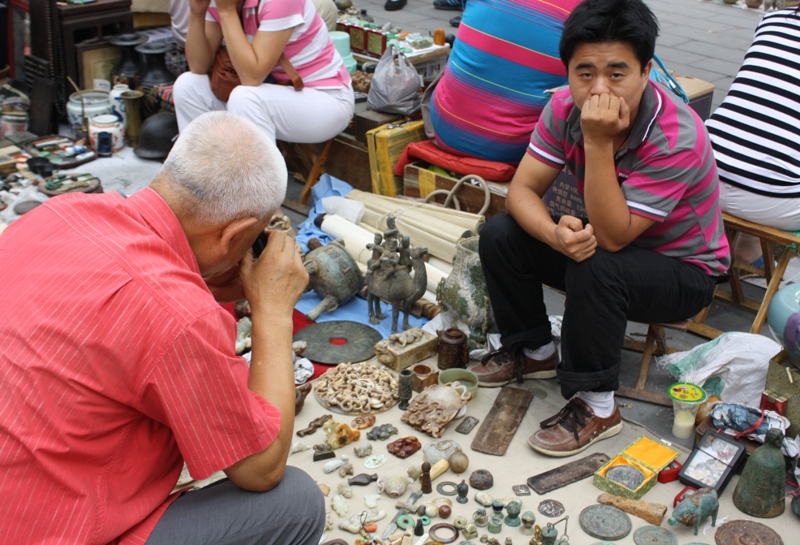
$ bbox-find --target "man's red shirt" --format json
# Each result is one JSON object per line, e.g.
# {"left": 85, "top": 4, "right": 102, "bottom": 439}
{"left": 0, "top": 188, "right": 281, "bottom": 544}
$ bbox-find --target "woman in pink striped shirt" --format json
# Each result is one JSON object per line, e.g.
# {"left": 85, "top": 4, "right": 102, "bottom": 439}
{"left": 175, "top": 0, "right": 354, "bottom": 143}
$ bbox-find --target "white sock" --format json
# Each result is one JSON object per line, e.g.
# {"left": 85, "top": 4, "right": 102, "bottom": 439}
{"left": 522, "top": 342, "right": 556, "bottom": 360}
{"left": 576, "top": 391, "right": 616, "bottom": 418}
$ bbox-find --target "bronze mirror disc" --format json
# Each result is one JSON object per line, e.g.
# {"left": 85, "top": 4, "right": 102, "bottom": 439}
{"left": 293, "top": 320, "right": 383, "bottom": 364}
{"left": 606, "top": 465, "right": 646, "bottom": 490}
{"left": 715, "top": 520, "right": 783, "bottom": 545}
{"left": 579, "top": 505, "right": 632, "bottom": 541}
{"left": 633, "top": 526, "right": 678, "bottom": 545}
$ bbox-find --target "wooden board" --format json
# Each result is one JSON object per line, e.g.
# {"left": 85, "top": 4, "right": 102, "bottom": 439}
{"left": 526, "top": 452, "right": 610, "bottom": 494}
{"left": 470, "top": 386, "right": 533, "bottom": 456}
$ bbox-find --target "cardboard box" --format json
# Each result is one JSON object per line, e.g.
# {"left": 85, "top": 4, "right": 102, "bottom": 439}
{"left": 675, "top": 75, "right": 715, "bottom": 121}
{"left": 367, "top": 121, "right": 427, "bottom": 197}
{"left": 593, "top": 436, "right": 679, "bottom": 500}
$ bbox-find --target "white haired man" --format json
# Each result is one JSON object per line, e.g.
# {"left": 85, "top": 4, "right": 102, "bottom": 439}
{"left": 0, "top": 111, "right": 324, "bottom": 545}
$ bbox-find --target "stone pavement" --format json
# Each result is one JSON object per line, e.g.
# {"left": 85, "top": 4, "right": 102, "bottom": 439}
{"left": 352, "top": 0, "right": 767, "bottom": 110}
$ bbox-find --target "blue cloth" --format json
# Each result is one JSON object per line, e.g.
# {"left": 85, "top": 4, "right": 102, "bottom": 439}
{"left": 295, "top": 174, "right": 354, "bottom": 253}
{"left": 294, "top": 174, "right": 429, "bottom": 335}
{"left": 296, "top": 293, "right": 428, "bottom": 337}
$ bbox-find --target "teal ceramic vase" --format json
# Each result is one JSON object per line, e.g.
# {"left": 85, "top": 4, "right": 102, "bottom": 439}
{"left": 767, "top": 283, "right": 800, "bottom": 365}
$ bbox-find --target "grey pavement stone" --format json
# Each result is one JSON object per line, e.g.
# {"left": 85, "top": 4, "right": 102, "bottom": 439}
{"left": 653, "top": 47, "right": 709, "bottom": 66}
{"left": 674, "top": 40, "right": 748, "bottom": 64}
{"left": 656, "top": 33, "right": 691, "bottom": 48}
{"left": 690, "top": 57, "right": 745, "bottom": 78}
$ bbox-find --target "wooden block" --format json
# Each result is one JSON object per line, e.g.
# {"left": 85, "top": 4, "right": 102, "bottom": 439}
{"left": 375, "top": 329, "right": 438, "bottom": 371}
{"left": 471, "top": 386, "right": 533, "bottom": 456}
{"left": 352, "top": 109, "right": 403, "bottom": 145}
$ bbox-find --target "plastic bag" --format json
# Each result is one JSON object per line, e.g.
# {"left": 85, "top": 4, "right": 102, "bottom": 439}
{"left": 656, "top": 332, "right": 780, "bottom": 407}
{"left": 367, "top": 47, "right": 421, "bottom": 116}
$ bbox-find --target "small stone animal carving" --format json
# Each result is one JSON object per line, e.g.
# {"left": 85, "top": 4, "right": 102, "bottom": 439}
{"left": 365, "top": 216, "right": 429, "bottom": 333}
{"left": 297, "top": 414, "right": 332, "bottom": 437}
{"left": 323, "top": 419, "right": 361, "bottom": 449}
{"left": 668, "top": 487, "right": 719, "bottom": 535}
{"left": 373, "top": 329, "right": 426, "bottom": 365}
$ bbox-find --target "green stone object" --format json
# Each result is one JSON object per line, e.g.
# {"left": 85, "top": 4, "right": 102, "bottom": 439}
{"left": 732, "top": 428, "right": 786, "bottom": 518}
{"left": 633, "top": 525, "right": 678, "bottom": 545}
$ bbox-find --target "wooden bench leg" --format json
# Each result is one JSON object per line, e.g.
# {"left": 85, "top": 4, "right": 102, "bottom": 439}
{"left": 618, "top": 324, "right": 675, "bottom": 407}
{"left": 299, "top": 139, "right": 334, "bottom": 205}
{"left": 752, "top": 247, "right": 793, "bottom": 334}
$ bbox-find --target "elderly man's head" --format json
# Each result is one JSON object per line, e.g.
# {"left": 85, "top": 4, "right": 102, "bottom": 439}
{"left": 160, "top": 111, "right": 287, "bottom": 224}
{"left": 152, "top": 112, "right": 287, "bottom": 278}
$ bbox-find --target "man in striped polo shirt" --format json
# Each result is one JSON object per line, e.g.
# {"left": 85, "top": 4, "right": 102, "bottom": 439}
{"left": 471, "top": 0, "right": 730, "bottom": 457}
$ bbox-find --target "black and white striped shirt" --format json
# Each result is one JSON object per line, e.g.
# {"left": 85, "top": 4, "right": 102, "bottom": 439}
{"left": 706, "top": 8, "right": 800, "bottom": 198}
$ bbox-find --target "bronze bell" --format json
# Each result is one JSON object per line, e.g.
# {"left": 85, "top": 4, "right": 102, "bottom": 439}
{"left": 732, "top": 428, "right": 786, "bottom": 518}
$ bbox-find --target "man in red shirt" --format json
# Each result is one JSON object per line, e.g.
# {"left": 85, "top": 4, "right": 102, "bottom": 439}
{"left": 0, "top": 111, "right": 324, "bottom": 545}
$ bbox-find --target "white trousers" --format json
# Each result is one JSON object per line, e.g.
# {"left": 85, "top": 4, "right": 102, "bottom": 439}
{"left": 719, "top": 182, "right": 800, "bottom": 262}
{"left": 173, "top": 72, "right": 354, "bottom": 143}
{"left": 720, "top": 182, "right": 800, "bottom": 231}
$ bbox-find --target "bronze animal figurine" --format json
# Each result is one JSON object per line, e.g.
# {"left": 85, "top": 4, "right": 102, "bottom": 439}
{"left": 668, "top": 487, "right": 719, "bottom": 535}
{"left": 366, "top": 243, "right": 429, "bottom": 333}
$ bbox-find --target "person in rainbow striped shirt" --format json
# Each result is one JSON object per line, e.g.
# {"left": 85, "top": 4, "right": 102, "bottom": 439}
{"left": 429, "top": 0, "right": 582, "bottom": 164}
{"left": 471, "top": 0, "right": 730, "bottom": 457}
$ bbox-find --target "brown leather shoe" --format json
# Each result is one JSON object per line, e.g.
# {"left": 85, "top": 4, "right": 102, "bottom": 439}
{"left": 528, "top": 398, "right": 622, "bottom": 457}
{"left": 469, "top": 348, "right": 558, "bottom": 387}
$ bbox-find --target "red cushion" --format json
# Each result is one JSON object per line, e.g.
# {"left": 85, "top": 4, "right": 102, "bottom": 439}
{"left": 393, "top": 140, "right": 517, "bottom": 182}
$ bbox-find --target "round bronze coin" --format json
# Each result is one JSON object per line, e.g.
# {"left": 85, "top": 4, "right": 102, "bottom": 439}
{"left": 293, "top": 320, "right": 383, "bottom": 364}
{"left": 715, "top": 520, "right": 784, "bottom": 545}
{"left": 579, "top": 505, "right": 632, "bottom": 541}
{"left": 633, "top": 526, "right": 678, "bottom": 545}
{"left": 538, "top": 499, "right": 565, "bottom": 518}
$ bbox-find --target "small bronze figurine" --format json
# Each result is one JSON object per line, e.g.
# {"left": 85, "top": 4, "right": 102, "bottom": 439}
{"left": 733, "top": 428, "right": 786, "bottom": 518}
{"left": 457, "top": 479, "right": 469, "bottom": 504}
{"left": 421, "top": 461, "right": 433, "bottom": 494}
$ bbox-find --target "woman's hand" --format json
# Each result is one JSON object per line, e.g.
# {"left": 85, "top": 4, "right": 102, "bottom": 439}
{"left": 214, "top": 0, "right": 239, "bottom": 12}
{"left": 189, "top": 0, "right": 212, "bottom": 16}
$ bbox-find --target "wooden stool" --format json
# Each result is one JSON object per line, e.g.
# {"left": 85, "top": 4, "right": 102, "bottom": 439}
{"left": 619, "top": 320, "right": 689, "bottom": 407}
{"left": 279, "top": 138, "right": 336, "bottom": 212}
{"left": 689, "top": 213, "right": 800, "bottom": 338}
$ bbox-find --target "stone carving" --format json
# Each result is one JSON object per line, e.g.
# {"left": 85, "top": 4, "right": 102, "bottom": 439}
{"left": 387, "top": 436, "right": 422, "bottom": 459}
{"left": 668, "top": 487, "right": 719, "bottom": 535}
{"left": 367, "top": 423, "right": 399, "bottom": 441}
{"left": 400, "top": 383, "right": 471, "bottom": 438}
{"left": 354, "top": 444, "right": 373, "bottom": 458}
{"left": 351, "top": 415, "right": 376, "bottom": 430}
{"left": 338, "top": 510, "right": 386, "bottom": 533}
{"left": 297, "top": 414, "right": 332, "bottom": 437}
{"left": 365, "top": 216, "right": 429, "bottom": 333}
{"left": 436, "top": 236, "right": 495, "bottom": 348}
{"left": 378, "top": 475, "right": 412, "bottom": 498}
{"left": 599, "top": 493, "right": 668, "bottom": 526}
{"left": 323, "top": 455, "right": 350, "bottom": 474}
{"left": 323, "top": 419, "right": 361, "bottom": 450}
{"left": 315, "top": 362, "right": 399, "bottom": 413}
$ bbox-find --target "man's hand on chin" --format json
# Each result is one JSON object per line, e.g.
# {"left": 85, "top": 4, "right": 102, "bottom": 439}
{"left": 205, "top": 265, "right": 246, "bottom": 303}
